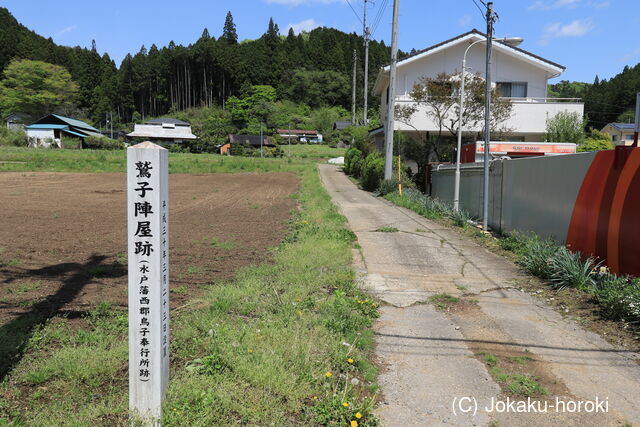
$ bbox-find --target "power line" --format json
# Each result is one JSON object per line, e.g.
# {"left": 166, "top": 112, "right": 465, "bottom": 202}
{"left": 471, "top": 0, "right": 487, "bottom": 20}
{"left": 345, "top": 0, "right": 364, "bottom": 26}
{"left": 371, "top": 0, "right": 390, "bottom": 36}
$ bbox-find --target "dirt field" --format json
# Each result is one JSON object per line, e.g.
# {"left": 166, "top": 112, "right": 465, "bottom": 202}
{"left": 0, "top": 171, "right": 298, "bottom": 326}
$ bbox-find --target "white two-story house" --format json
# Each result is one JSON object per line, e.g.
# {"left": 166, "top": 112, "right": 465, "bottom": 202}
{"left": 372, "top": 29, "right": 584, "bottom": 148}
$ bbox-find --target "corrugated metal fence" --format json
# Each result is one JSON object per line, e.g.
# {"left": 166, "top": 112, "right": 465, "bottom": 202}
{"left": 430, "top": 152, "right": 597, "bottom": 242}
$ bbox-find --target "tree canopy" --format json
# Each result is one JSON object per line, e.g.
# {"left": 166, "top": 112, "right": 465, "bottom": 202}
{"left": 0, "top": 7, "right": 398, "bottom": 125}
{"left": 0, "top": 59, "right": 78, "bottom": 117}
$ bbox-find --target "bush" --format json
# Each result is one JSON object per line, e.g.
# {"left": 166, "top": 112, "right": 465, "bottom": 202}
{"left": 516, "top": 236, "right": 559, "bottom": 279}
{"left": 0, "top": 127, "right": 27, "bottom": 147}
{"left": 544, "top": 111, "right": 585, "bottom": 145}
{"left": 548, "top": 247, "right": 599, "bottom": 290}
{"left": 593, "top": 275, "right": 640, "bottom": 321}
{"left": 344, "top": 148, "right": 363, "bottom": 176}
{"left": 360, "top": 152, "right": 384, "bottom": 191}
{"left": 83, "top": 135, "right": 125, "bottom": 150}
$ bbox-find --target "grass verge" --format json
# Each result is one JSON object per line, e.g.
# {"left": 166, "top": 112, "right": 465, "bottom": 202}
{"left": 0, "top": 156, "right": 378, "bottom": 425}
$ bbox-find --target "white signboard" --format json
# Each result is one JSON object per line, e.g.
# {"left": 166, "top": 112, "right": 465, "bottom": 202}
{"left": 127, "top": 142, "right": 170, "bottom": 423}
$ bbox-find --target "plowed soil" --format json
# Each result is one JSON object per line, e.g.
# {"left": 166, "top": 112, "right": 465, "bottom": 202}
{"left": 0, "top": 171, "right": 298, "bottom": 325}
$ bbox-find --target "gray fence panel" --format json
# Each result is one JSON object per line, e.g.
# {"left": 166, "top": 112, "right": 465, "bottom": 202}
{"left": 500, "top": 152, "right": 596, "bottom": 242}
{"left": 431, "top": 152, "right": 597, "bottom": 243}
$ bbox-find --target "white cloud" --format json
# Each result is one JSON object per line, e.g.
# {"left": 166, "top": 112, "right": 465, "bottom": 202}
{"left": 287, "top": 18, "right": 321, "bottom": 34}
{"left": 540, "top": 18, "right": 594, "bottom": 44}
{"left": 458, "top": 15, "right": 472, "bottom": 27}
{"left": 265, "top": 0, "right": 340, "bottom": 5}
{"left": 56, "top": 25, "right": 77, "bottom": 36}
{"left": 591, "top": 1, "right": 610, "bottom": 8}
{"left": 528, "top": 0, "right": 581, "bottom": 10}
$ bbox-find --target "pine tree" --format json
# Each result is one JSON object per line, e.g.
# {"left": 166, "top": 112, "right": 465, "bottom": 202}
{"left": 222, "top": 11, "right": 238, "bottom": 44}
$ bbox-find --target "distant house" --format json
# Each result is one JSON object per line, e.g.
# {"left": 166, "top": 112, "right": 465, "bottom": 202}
{"left": 276, "top": 129, "right": 323, "bottom": 143}
{"left": 601, "top": 123, "right": 637, "bottom": 146}
{"left": 221, "top": 134, "right": 275, "bottom": 155}
{"left": 333, "top": 121, "right": 352, "bottom": 131}
{"left": 372, "top": 29, "right": 584, "bottom": 151}
{"left": 25, "top": 114, "right": 103, "bottom": 148}
{"left": 100, "top": 130, "right": 128, "bottom": 140}
{"left": 127, "top": 118, "right": 198, "bottom": 145}
{"left": 4, "top": 113, "right": 33, "bottom": 131}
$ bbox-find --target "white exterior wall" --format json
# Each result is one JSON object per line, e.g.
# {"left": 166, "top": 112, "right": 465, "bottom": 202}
{"left": 378, "top": 36, "right": 584, "bottom": 139}
{"left": 26, "top": 129, "right": 61, "bottom": 148}
{"left": 395, "top": 44, "right": 549, "bottom": 98}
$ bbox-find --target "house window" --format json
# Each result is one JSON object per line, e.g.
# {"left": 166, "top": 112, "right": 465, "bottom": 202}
{"left": 625, "top": 134, "right": 634, "bottom": 141}
{"left": 612, "top": 135, "right": 619, "bottom": 141}
{"left": 497, "top": 82, "right": 528, "bottom": 98}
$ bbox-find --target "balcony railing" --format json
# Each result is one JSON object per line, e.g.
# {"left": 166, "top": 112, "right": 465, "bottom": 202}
{"left": 394, "top": 94, "right": 582, "bottom": 104}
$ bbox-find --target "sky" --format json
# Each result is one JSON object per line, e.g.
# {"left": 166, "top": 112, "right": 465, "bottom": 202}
{"left": 2, "top": 0, "right": 639, "bottom": 83}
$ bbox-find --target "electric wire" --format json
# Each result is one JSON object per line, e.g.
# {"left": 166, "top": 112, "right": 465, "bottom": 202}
{"left": 345, "top": 0, "right": 364, "bottom": 26}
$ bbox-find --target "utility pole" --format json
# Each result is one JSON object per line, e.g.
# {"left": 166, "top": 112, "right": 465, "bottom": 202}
{"left": 260, "top": 123, "right": 263, "bottom": 158}
{"left": 363, "top": 0, "right": 370, "bottom": 125}
{"left": 110, "top": 111, "right": 113, "bottom": 139}
{"left": 482, "top": 1, "right": 496, "bottom": 232}
{"left": 352, "top": 49, "right": 358, "bottom": 125}
{"left": 289, "top": 123, "right": 292, "bottom": 157}
{"left": 384, "top": 0, "right": 400, "bottom": 180}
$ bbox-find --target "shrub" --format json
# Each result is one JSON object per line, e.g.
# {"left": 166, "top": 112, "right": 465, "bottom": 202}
{"left": 344, "top": 148, "right": 363, "bottom": 176}
{"left": 593, "top": 275, "right": 640, "bottom": 321}
{"left": 360, "top": 152, "right": 384, "bottom": 191}
{"left": 0, "top": 127, "right": 27, "bottom": 147}
{"left": 83, "top": 135, "right": 125, "bottom": 150}
{"left": 548, "top": 247, "right": 599, "bottom": 290}
{"left": 517, "top": 236, "right": 559, "bottom": 279}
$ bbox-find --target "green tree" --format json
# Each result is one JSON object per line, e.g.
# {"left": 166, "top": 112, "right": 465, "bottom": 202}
{"left": 544, "top": 110, "right": 585, "bottom": 145}
{"left": 577, "top": 128, "right": 614, "bottom": 152}
{"left": 222, "top": 11, "right": 238, "bottom": 44}
{"left": 0, "top": 59, "right": 78, "bottom": 117}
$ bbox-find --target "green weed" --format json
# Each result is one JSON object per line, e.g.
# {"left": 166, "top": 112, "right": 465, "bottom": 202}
{"left": 429, "top": 293, "right": 460, "bottom": 311}
{"left": 373, "top": 226, "right": 398, "bottom": 233}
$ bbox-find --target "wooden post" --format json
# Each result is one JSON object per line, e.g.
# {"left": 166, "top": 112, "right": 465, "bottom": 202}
{"left": 127, "top": 142, "right": 170, "bottom": 425}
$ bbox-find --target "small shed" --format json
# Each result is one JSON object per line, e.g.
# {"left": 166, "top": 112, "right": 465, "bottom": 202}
{"left": 26, "top": 114, "right": 103, "bottom": 147}
{"left": 127, "top": 118, "right": 198, "bottom": 145}
{"left": 222, "top": 134, "right": 275, "bottom": 155}
{"left": 277, "top": 129, "right": 323, "bottom": 143}
{"left": 4, "top": 113, "right": 33, "bottom": 131}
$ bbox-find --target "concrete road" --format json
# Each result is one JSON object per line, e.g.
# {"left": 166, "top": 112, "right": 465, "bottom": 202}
{"left": 319, "top": 164, "right": 640, "bottom": 427}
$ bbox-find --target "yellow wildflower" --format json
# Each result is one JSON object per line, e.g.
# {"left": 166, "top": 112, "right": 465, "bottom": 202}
{"left": 351, "top": 421, "right": 358, "bottom": 427}
{"left": 325, "top": 371, "right": 332, "bottom": 377}
{"left": 342, "top": 402, "right": 349, "bottom": 407}
{"left": 347, "top": 358, "right": 354, "bottom": 364}
{"left": 355, "top": 412, "right": 362, "bottom": 419}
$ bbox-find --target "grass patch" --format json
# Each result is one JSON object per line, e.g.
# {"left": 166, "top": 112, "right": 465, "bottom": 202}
{"left": 0, "top": 160, "right": 379, "bottom": 426}
{"left": 429, "top": 293, "right": 460, "bottom": 311}
{"left": 186, "top": 265, "right": 204, "bottom": 274}
{"left": 510, "top": 355, "right": 534, "bottom": 364}
{"left": 171, "top": 286, "right": 188, "bottom": 295}
{"left": 210, "top": 238, "right": 237, "bottom": 250}
{"left": 7, "top": 282, "right": 41, "bottom": 295}
{"left": 373, "top": 226, "right": 398, "bottom": 233}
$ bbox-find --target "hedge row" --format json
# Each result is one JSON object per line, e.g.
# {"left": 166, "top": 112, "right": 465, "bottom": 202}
{"left": 344, "top": 148, "right": 385, "bottom": 191}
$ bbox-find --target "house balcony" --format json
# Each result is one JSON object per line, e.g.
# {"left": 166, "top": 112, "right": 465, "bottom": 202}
{"left": 385, "top": 96, "right": 584, "bottom": 139}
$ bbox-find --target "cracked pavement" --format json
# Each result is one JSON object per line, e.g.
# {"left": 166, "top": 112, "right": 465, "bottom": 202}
{"left": 319, "top": 164, "right": 640, "bottom": 427}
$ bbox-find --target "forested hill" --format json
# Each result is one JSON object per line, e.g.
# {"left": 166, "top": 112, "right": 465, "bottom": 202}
{"left": 549, "top": 63, "right": 640, "bottom": 129}
{"left": 0, "top": 7, "right": 398, "bottom": 124}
